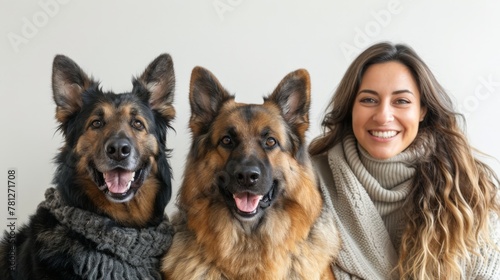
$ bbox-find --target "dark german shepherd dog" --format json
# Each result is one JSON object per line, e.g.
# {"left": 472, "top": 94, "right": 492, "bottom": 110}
{"left": 162, "top": 67, "right": 340, "bottom": 279}
{"left": 0, "top": 54, "right": 176, "bottom": 279}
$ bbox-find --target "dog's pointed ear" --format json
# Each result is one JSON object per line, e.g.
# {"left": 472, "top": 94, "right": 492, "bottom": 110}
{"left": 52, "top": 55, "right": 93, "bottom": 123}
{"left": 265, "top": 69, "right": 311, "bottom": 137}
{"left": 136, "top": 53, "right": 176, "bottom": 121}
{"left": 189, "top": 66, "right": 233, "bottom": 136}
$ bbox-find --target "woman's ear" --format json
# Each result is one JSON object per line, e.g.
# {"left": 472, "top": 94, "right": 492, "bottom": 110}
{"left": 420, "top": 106, "right": 427, "bottom": 122}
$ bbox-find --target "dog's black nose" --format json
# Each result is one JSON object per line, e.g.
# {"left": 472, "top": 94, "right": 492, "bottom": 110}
{"left": 106, "top": 138, "right": 132, "bottom": 161}
{"left": 235, "top": 166, "right": 260, "bottom": 187}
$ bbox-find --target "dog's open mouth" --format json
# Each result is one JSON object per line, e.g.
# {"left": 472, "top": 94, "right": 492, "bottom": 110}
{"left": 233, "top": 192, "right": 262, "bottom": 214}
{"left": 94, "top": 167, "right": 147, "bottom": 203}
{"left": 228, "top": 181, "right": 278, "bottom": 218}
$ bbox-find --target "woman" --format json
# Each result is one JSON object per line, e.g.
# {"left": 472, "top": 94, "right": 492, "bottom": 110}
{"left": 310, "top": 42, "right": 500, "bottom": 279}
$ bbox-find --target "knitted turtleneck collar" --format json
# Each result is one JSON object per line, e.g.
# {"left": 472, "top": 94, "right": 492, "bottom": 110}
{"left": 356, "top": 143, "right": 416, "bottom": 190}
{"left": 346, "top": 136, "right": 419, "bottom": 251}
{"left": 353, "top": 140, "right": 417, "bottom": 215}
{"left": 38, "top": 188, "right": 173, "bottom": 280}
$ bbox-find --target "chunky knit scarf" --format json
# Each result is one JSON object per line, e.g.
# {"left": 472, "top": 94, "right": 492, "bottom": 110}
{"left": 313, "top": 135, "right": 500, "bottom": 279}
{"left": 37, "top": 188, "right": 173, "bottom": 280}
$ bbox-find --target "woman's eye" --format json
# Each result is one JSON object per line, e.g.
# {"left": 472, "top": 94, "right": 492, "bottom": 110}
{"left": 394, "top": 99, "right": 410, "bottom": 105}
{"left": 91, "top": 120, "right": 103, "bottom": 129}
{"left": 265, "top": 137, "right": 277, "bottom": 148}
{"left": 132, "top": 120, "right": 144, "bottom": 130}
{"left": 359, "top": 97, "right": 377, "bottom": 104}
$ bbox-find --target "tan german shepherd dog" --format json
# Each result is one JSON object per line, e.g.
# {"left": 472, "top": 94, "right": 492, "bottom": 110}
{"left": 162, "top": 67, "right": 340, "bottom": 279}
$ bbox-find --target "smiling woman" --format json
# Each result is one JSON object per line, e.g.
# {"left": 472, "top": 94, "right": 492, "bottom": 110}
{"left": 352, "top": 61, "right": 427, "bottom": 160}
{"left": 309, "top": 42, "right": 500, "bottom": 279}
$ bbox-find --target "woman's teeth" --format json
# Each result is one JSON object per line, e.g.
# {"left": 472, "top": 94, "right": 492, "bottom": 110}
{"left": 371, "top": 130, "right": 397, "bottom": 138}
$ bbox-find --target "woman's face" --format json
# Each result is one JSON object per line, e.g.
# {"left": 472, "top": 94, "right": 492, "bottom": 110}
{"left": 352, "top": 61, "right": 427, "bottom": 159}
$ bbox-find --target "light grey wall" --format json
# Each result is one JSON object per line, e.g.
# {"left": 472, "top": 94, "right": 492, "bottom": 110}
{"left": 1, "top": 0, "right": 499, "bottom": 226}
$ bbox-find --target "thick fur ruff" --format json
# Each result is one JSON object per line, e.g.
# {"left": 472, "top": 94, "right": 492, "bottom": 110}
{"left": 162, "top": 67, "right": 340, "bottom": 279}
{"left": 0, "top": 54, "right": 176, "bottom": 279}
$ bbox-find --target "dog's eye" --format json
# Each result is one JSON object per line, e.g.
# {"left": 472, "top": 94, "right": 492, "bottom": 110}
{"left": 221, "top": 136, "right": 232, "bottom": 146}
{"left": 91, "top": 120, "right": 103, "bottom": 129}
{"left": 265, "top": 137, "right": 277, "bottom": 148}
{"left": 132, "top": 120, "right": 144, "bottom": 130}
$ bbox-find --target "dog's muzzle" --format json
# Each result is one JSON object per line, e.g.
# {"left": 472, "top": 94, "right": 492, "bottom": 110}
{"left": 90, "top": 136, "right": 150, "bottom": 203}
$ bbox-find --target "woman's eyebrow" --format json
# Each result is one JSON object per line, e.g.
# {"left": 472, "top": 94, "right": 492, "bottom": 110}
{"left": 357, "top": 89, "right": 378, "bottom": 95}
{"left": 357, "top": 89, "right": 414, "bottom": 95}
{"left": 393, "top": 89, "right": 414, "bottom": 95}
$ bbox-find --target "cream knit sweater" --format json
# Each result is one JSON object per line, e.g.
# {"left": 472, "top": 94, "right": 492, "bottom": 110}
{"left": 313, "top": 135, "right": 500, "bottom": 279}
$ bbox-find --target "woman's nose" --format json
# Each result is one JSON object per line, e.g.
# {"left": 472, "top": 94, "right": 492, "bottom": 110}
{"left": 372, "top": 103, "right": 394, "bottom": 124}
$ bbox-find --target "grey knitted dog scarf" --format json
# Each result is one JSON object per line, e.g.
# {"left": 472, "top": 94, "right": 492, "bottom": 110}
{"left": 37, "top": 188, "right": 173, "bottom": 280}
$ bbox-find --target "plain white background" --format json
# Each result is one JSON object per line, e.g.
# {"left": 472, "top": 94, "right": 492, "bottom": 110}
{"left": 1, "top": 0, "right": 499, "bottom": 226}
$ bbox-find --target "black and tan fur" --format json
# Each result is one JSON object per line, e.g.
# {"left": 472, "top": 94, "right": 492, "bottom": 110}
{"left": 162, "top": 67, "right": 340, "bottom": 279}
{"left": 0, "top": 54, "right": 176, "bottom": 279}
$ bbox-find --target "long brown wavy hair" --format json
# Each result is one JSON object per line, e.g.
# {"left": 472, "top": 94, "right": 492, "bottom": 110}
{"left": 309, "top": 42, "right": 500, "bottom": 279}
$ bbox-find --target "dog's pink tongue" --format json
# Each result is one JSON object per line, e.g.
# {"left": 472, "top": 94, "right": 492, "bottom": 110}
{"left": 233, "top": 192, "right": 263, "bottom": 213}
{"left": 104, "top": 170, "right": 133, "bottom": 194}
